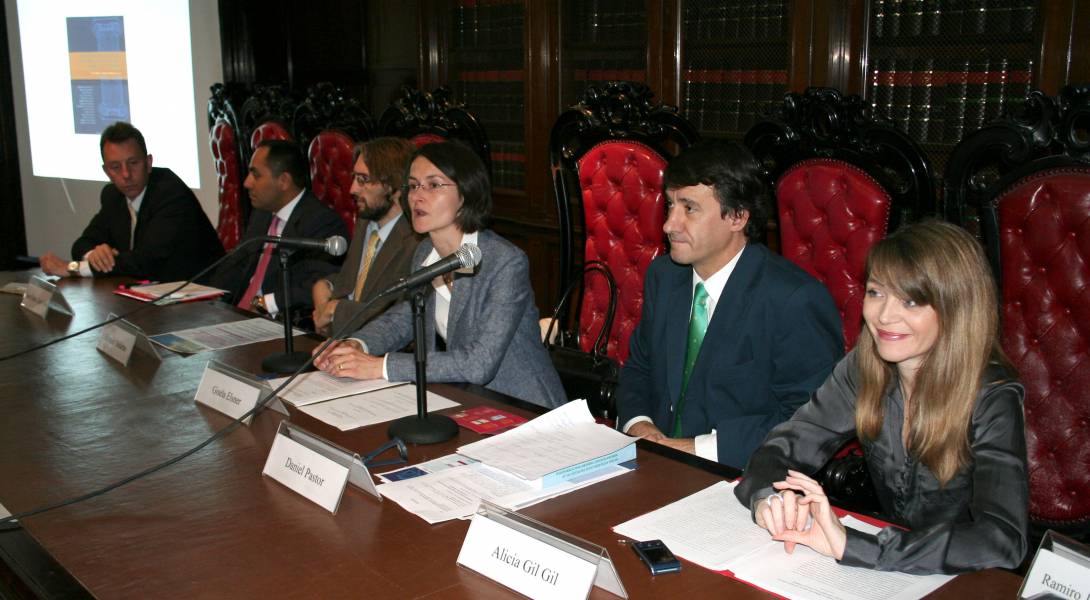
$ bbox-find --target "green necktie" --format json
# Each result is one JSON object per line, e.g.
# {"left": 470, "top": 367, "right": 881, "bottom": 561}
{"left": 673, "top": 282, "right": 709, "bottom": 437}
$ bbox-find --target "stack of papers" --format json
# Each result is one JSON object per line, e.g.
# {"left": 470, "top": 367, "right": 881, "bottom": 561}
{"left": 378, "top": 400, "right": 637, "bottom": 523}
{"left": 115, "top": 281, "right": 225, "bottom": 304}
{"left": 150, "top": 318, "right": 298, "bottom": 354}
{"left": 613, "top": 481, "right": 954, "bottom": 600}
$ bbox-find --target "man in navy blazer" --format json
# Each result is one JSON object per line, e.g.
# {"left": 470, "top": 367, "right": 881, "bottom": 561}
{"left": 617, "top": 141, "right": 843, "bottom": 469}
{"left": 210, "top": 140, "right": 347, "bottom": 317}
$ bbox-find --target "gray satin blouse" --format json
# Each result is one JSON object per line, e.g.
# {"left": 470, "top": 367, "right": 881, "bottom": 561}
{"left": 735, "top": 351, "right": 1029, "bottom": 574}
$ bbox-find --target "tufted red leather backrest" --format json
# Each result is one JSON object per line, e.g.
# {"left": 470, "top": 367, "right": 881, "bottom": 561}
{"left": 250, "top": 121, "right": 292, "bottom": 150}
{"left": 576, "top": 140, "right": 668, "bottom": 364}
{"left": 210, "top": 120, "right": 243, "bottom": 251}
{"left": 777, "top": 159, "right": 891, "bottom": 350}
{"left": 995, "top": 168, "right": 1090, "bottom": 527}
{"left": 307, "top": 130, "right": 357, "bottom": 235}
{"left": 411, "top": 133, "right": 447, "bottom": 148}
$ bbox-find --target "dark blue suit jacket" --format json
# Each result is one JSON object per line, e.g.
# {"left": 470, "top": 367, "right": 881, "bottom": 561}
{"left": 617, "top": 243, "right": 844, "bottom": 469}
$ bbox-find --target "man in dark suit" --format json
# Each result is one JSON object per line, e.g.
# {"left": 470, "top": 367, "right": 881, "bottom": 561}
{"left": 210, "top": 139, "right": 348, "bottom": 317}
{"left": 312, "top": 137, "right": 421, "bottom": 335}
{"left": 617, "top": 141, "right": 844, "bottom": 469}
{"left": 39, "top": 122, "right": 223, "bottom": 281}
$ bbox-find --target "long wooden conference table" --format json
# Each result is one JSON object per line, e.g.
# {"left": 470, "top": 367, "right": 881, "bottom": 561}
{"left": 0, "top": 272, "right": 1023, "bottom": 599}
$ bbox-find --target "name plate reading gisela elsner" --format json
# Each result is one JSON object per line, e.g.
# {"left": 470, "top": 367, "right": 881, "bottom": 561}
{"left": 194, "top": 360, "right": 287, "bottom": 425}
{"left": 1020, "top": 530, "right": 1090, "bottom": 600}
{"left": 20, "top": 275, "right": 73, "bottom": 319}
{"left": 261, "top": 421, "right": 379, "bottom": 514}
{"left": 97, "top": 314, "right": 161, "bottom": 367}
{"left": 457, "top": 500, "right": 627, "bottom": 600}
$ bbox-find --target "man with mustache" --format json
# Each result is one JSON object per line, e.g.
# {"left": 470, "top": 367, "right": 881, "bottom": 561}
{"left": 312, "top": 137, "right": 421, "bottom": 335}
{"left": 617, "top": 141, "right": 844, "bottom": 469}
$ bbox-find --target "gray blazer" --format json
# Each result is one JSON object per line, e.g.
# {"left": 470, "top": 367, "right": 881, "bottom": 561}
{"left": 325, "top": 213, "right": 421, "bottom": 334}
{"left": 352, "top": 229, "right": 567, "bottom": 409}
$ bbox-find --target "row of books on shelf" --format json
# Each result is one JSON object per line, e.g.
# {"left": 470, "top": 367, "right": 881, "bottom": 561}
{"left": 568, "top": 0, "right": 646, "bottom": 44}
{"left": 490, "top": 141, "right": 526, "bottom": 190}
{"left": 682, "top": 0, "right": 789, "bottom": 42}
{"left": 872, "top": 0, "right": 1036, "bottom": 39}
{"left": 869, "top": 57, "right": 1034, "bottom": 143}
{"left": 453, "top": 0, "right": 524, "bottom": 48}
{"left": 453, "top": 79, "right": 523, "bottom": 133}
{"left": 682, "top": 69, "right": 789, "bottom": 135}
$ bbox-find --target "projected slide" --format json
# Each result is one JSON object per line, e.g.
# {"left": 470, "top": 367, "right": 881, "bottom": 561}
{"left": 16, "top": 1, "right": 200, "bottom": 187}
{"left": 67, "top": 16, "right": 131, "bottom": 134}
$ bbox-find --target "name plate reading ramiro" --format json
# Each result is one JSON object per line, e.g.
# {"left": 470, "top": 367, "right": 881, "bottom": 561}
{"left": 194, "top": 360, "right": 287, "bottom": 425}
{"left": 457, "top": 500, "right": 627, "bottom": 600}
{"left": 262, "top": 421, "right": 379, "bottom": 513}
{"left": 20, "top": 276, "right": 73, "bottom": 319}
{"left": 97, "top": 313, "right": 160, "bottom": 366}
{"left": 1020, "top": 530, "right": 1090, "bottom": 600}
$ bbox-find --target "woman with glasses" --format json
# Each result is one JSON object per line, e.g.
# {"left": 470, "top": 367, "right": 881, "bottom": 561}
{"left": 734, "top": 221, "right": 1028, "bottom": 574}
{"left": 314, "top": 141, "right": 567, "bottom": 409}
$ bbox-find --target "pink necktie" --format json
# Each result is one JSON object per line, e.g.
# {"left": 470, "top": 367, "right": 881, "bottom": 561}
{"left": 237, "top": 216, "right": 281, "bottom": 309}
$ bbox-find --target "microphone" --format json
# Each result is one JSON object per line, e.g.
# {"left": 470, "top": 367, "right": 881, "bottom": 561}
{"left": 259, "top": 235, "right": 348, "bottom": 257}
{"left": 382, "top": 243, "right": 482, "bottom": 296}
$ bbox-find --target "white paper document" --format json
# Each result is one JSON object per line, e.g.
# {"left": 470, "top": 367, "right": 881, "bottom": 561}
{"left": 378, "top": 461, "right": 633, "bottom": 524}
{"left": 457, "top": 399, "right": 635, "bottom": 481}
{"left": 614, "top": 482, "right": 953, "bottom": 600}
{"left": 150, "top": 318, "right": 300, "bottom": 354}
{"left": 297, "top": 385, "right": 460, "bottom": 431}
{"left": 268, "top": 370, "right": 401, "bottom": 407}
{"left": 120, "top": 281, "right": 226, "bottom": 304}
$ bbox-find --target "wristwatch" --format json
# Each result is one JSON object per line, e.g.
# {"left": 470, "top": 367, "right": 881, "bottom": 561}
{"left": 250, "top": 294, "right": 268, "bottom": 315}
{"left": 67, "top": 261, "right": 81, "bottom": 277}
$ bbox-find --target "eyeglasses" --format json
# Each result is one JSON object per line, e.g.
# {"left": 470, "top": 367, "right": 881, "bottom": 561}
{"left": 362, "top": 436, "right": 408, "bottom": 468}
{"left": 353, "top": 173, "right": 380, "bottom": 186}
{"left": 405, "top": 181, "right": 457, "bottom": 194}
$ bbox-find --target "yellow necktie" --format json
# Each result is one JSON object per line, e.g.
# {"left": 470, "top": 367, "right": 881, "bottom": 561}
{"left": 352, "top": 231, "right": 382, "bottom": 300}
{"left": 127, "top": 200, "right": 138, "bottom": 250}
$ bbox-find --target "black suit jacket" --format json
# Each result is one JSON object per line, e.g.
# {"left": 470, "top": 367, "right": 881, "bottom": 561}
{"left": 71, "top": 167, "right": 224, "bottom": 281}
{"left": 211, "top": 191, "right": 348, "bottom": 313}
{"left": 325, "top": 213, "right": 421, "bottom": 333}
{"left": 616, "top": 243, "right": 844, "bottom": 469}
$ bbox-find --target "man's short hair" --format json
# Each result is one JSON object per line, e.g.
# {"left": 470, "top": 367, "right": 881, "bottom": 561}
{"left": 257, "top": 139, "right": 308, "bottom": 189}
{"left": 412, "top": 141, "right": 491, "bottom": 233}
{"left": 99, "top": 122, "right": 147, "bottom": 160}
{"left": 663, "top": 140, "right": 770, "bottom": 242}
{"left": 356, "top": 137, "right": 416, "bottom": 193}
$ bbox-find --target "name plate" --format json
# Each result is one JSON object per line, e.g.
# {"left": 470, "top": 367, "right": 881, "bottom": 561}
{"left": 1021, "top": 530, "right": 1090, "bottom": 600}
{"left": 20, "top": 276, "right": 73, "bottom": 319}
{"left": 194, "top": 360, "right": 287, "bottom": 425}
{"left": 97, "top": 313, "right": 161, "bottom": 366}
{"left": 262, "top": 421, "right": 379, "bottom": 513}
{"left": 457, "top": 500, "right": 627, "bottom": 600}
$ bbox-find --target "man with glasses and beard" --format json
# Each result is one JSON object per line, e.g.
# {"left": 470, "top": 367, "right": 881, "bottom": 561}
{"left": 311, "top": 137, "right": 422, "bottom": 335}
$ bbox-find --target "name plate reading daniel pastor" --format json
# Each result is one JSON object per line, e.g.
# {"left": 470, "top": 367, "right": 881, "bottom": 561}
{"left": 20, "top": 276, "right": 73, "bottom": 319}
{"left": 194, "top": 360, "right": 287, "bottom": 425}
{"left": 97, "top": 313, "right": 161, "bottom": 366}
{"left": 1021, "top": 530, "right": 1090, "bottom": 600}
{"left": 457, "top": 500, "right": 627, "bottom": 600}
{"left": 262, "top": 421, "right": 379, "bottom": 513}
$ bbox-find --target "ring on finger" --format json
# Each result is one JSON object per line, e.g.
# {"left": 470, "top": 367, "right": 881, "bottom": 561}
{"left": 765, "top": 492, "right": 784, "bottom": 510}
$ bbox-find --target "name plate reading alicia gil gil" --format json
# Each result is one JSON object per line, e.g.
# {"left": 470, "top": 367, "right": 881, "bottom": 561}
{"left": 194, "top": 360, "right": 287, "bottom": 425}
{"left": 457, "top": 500, "right": 627, "bottom": 600}
{"left": 261, "top": 421, "right": 379, "bottom": 514}
{"left": 96, "top": 313, "right": 160, "bottom": 367}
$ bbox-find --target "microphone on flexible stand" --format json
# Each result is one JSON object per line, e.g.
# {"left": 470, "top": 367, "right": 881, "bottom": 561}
{"left": 258, "top": 235, "right": 348, "bottom": 257}
{"left": 385, "top": 243, "right": 482, "bottom": 444}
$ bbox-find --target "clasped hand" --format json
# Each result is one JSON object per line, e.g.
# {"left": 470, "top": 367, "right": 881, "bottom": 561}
{"left": 312, "top": 339, "right": 384, "bottom": 380}
{"left": 755, "top": 470, "right": 847, "bottom": 560}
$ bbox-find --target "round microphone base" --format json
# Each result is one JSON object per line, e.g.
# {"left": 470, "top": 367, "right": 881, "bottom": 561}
{"left": 388, "top": 414, "right": 459, "bottom": 444}
{"left": 261, "top": 351, "right": 315, "bottom": 375}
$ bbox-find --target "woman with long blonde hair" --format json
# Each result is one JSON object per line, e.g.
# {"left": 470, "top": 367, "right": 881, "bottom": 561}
{"left": 735, "top": 220, "right": 1027, "bottom": 574}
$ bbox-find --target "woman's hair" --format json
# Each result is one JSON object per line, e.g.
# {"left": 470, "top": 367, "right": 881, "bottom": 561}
{"left": 855, "top": 220, "right": 1007, "bottom": 485}
{"left": 410, "top": 141, "right": 491, "bottom": 233}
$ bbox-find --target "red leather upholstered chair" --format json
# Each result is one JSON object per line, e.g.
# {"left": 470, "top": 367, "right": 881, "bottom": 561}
{"left": 293, "top": 83, "right": 376, "bottom": 235}
{"left": 378, "top": 86, "right": 491, "bottom": 173}
{"left": 944, "top": 85, "right": 1090, "bottom": 540}
{"left": 207, "top": 83, "right": 247, "bottom": 251}
{"left": 239, "top": 84, "right": 297, "bottom": 162}
{"left": 746, "top": 88, "right": 935, "bottom": 351}
{"left": 550, "top": 82, "right": 699, "bottom": 364}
